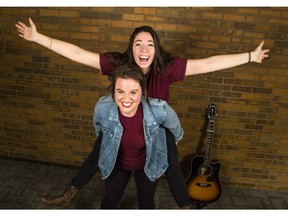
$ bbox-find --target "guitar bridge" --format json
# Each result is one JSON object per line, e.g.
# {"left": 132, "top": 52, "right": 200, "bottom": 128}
{"left": 196, "top": 183, "right": 211, "bottom": 188}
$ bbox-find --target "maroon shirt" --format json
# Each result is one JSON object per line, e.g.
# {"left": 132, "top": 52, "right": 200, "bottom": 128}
{"left": 99, "top": 54, "right": 187, "bottom": 102}
{"left": 117, "top": 105, "right": 146, "bottom": 171}
{"left": 99, "top": 54, "right": 187, "bottom": 170}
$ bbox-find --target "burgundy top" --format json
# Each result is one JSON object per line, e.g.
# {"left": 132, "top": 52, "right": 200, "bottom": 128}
{"left": 99, "top": 54, "right": 187, "bottom": 102}
{"left": 117, "top": 105, "right": 145, "bottom": 171}
{"left": 99, "top": 53, "right": 187, "bottom": 170}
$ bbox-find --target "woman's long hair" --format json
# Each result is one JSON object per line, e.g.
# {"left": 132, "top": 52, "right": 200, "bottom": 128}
{"left": 103, "top": 26, "right": 174, "bottom": 76}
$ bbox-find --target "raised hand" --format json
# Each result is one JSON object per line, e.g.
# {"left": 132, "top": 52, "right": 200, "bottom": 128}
{"left": 252, "top": 41, "right": 270, "bottom": 63}
{"left": 15, "top": 17, "right": 38, "bottom": 42}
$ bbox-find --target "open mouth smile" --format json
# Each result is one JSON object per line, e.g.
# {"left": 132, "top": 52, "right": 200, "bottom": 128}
{"left": 122, "top": 102, "right": 133, "bottom": 108}
{"left": 139, "top": 55, "right": 149, "bottom": 63}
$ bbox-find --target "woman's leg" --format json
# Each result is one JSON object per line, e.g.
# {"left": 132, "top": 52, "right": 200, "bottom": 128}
{"left": 164, "top": 129, "right": 192, "bottom": 208}
{"left": 101, "top": 167, "right": 131, "bottom": 209}
{"left": 71, "top": 132, "right": 103, "bottom": 189}
{"left": 41, "top": 132, "right": 103, "bottom": 207}
{"left": 134, "top": 170, "right": 158, "bottom": 209}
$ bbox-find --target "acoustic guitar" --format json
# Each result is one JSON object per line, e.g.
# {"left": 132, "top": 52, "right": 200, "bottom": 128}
{"left": 185, "top": 103, "right": 222, "bottom": 204}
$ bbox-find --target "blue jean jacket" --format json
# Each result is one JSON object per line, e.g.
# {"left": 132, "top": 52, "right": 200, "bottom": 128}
{"left": 93, "top": 95, "right": 184, "bottom": 181}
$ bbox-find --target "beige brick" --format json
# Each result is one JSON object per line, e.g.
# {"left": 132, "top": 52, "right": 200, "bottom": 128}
{"left": 1, "top": 7, "right": 287, "bottom": 191}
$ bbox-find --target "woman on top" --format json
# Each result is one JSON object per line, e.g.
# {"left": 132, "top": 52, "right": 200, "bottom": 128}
{"left": 15, "top": 17, "right": 269, "bottom": 209}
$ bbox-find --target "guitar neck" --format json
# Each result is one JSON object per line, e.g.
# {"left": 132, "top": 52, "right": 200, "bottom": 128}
{"left": 203, "top": 119, "right": 215, "bottom": 165}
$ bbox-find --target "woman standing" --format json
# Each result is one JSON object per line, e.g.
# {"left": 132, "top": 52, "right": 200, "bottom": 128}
{"left": 15, "top": 17, "right": 269, "bottom": 209}
{"left": 94, "top": 64, "right": 183, "bottom": 208}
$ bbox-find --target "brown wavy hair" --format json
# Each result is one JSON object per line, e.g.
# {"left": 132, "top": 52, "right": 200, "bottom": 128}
{"left": 103, "top": 26, "right": 174, "bottom": 77}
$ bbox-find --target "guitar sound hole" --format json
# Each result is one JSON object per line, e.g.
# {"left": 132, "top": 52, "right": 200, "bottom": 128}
{"left": 198, "top": 165, "right": 212, "bottom": 176}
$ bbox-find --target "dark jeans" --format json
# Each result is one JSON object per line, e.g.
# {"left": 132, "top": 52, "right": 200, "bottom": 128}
{"left": 101, "top": 167, "right": 158, "bottom": 209}
{"left": 71, "top": 129, "right": 191, "bottom": 208}
{"left": 71, "top": 132, "right": 102, "bottom": 189}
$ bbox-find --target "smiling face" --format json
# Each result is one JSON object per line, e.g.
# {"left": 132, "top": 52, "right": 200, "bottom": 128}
{"left": 132, "top": 32, "right": 155, "bottom": 74}
{"left": 114, "top": 77, "right": 142, "bottom": 117}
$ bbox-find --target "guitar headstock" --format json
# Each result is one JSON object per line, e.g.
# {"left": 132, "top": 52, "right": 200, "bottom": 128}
{"left": 206, "top": 103, "right": 218, "bottom": 121}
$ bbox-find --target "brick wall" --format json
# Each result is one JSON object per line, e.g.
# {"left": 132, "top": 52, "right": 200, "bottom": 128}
{"left": 1, "top": 7, "right": 287, "bottom": 191}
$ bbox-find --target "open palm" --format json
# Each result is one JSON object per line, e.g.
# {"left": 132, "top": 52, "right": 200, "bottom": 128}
{"left": 253, "top": 41, "right": 270, "bottom": 63}
{"left": 15, "top": 17, "right": 37, "bottom": 42}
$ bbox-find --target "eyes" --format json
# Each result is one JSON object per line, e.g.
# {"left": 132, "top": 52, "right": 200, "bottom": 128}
{"left": 134, "top": 42, "right": 154, "bottom": 48}
{"left": 116, "top": 89, "right": 139, "bottom": 95}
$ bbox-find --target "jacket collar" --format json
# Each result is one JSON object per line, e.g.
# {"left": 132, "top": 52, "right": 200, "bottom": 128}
{"left": 141, "top": 97, "right": 157, "bottom": 125}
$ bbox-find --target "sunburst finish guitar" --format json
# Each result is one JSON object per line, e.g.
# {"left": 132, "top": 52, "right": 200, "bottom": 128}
{"left": 185, "top": 104, "right": 222, "bottom": 204}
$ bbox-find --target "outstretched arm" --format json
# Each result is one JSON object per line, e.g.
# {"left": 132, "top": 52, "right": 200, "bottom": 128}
{"left": 185, "top": 41, "right": 270, "bottom": 76}
{"left": 15, "top": 17, "right": 100, "bottom": 69}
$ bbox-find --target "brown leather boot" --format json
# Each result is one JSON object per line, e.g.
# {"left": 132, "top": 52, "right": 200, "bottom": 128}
{"left": 41, "top": 185, "right": 79, "bottom": 207}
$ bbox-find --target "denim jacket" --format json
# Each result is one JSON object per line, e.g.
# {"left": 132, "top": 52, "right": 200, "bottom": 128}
{"left": 93, "top": 95, "right": 184, "bottom": 181}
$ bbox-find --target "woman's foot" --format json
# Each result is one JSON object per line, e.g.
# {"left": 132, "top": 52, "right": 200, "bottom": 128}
{"left": 41, "top": 185, "right": 79, "bottom": 207}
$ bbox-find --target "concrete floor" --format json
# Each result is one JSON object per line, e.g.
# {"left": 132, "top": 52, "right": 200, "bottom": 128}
{"left": 0, "top": 157, "right": 287, "bottom": 210}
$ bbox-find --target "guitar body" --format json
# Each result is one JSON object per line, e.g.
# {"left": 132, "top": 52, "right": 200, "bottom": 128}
{"left": 186, "top": 154, "right": 222, "bottom": 204}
